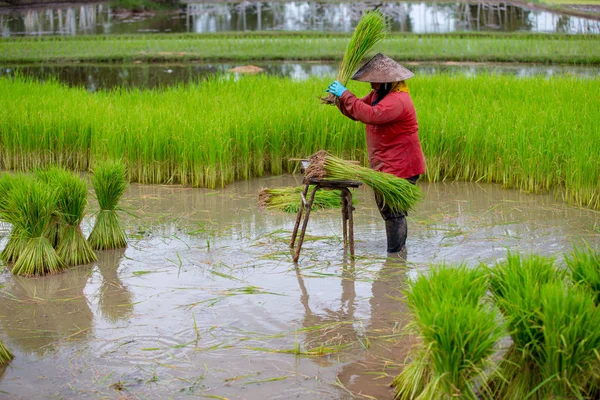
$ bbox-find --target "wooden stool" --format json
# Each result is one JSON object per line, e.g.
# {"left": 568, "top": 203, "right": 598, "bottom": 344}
{"left": 290, "top": 178, "right": 362, "bottom": 262}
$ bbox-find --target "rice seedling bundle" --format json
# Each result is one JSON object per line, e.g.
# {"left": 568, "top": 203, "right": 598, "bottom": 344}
{"left": 8, "top": 179, "right": 66, "bottom": 276}
{"left": 305, "top": 151, "right": 421, "bottom": 213}
{"left": 566, "top": 245, "right": 600, "bottom": 305}
{"left": 321, "top": 10, "right": 388, "bottom": 105}
{"left": 258, "top": 186, "right": 352, "bottom": 213}
{"left": 393, "top": 264, "right": 503, "bottom": 399}
{"left": 38, "top": 167, "right": 98, "bottom": 266}
{"left": 0, "top": 173, "right": 30, "bottom": 264}
{"left": 88, "top": 161, "right": 127, "bottom": 250}
{"left": 485, "top": 252, "right": 563, "bottom": 399}
{"left": 538, "top": 281, "right": 600, "bottom": 398}
{"left": 0, "top": 339, "right": 13, "bottom": 365}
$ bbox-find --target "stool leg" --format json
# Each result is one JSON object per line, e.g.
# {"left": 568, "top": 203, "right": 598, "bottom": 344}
{"left": 341, "top": 190, "right": 348, "bottom": 248}
{"left": 345, "top": 189, "right": 355, "bottom": 258}
{"left": 293, "top": 185, "right": 319, "bottom": 262}
{"left": 290, "top": 183, "right": 310, "bottom": 248}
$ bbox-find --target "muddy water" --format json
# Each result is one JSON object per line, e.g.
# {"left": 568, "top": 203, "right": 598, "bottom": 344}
{"left": 0, "top": 176, "right": 597, "bottom": 399}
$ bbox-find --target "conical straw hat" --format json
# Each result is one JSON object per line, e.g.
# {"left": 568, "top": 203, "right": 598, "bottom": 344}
{"left": 351, "top": 53, "right": 414, "bottom": 83}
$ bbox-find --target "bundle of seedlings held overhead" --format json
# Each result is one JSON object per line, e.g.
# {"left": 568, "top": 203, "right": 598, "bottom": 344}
{"left": 321, "top": 9, "right": 388, "bottom": 105}
{"left": 485, "top": 252, "right": 600, "bottom": 399}
{"left": 393, "top": 264, "right": 503, "bottom": 399}
{"left": 0, "top": 173, "right": 30, "bottom": 264}
{"left": 258, "top": 186, "right": 352, "bottom": 213}
{"left": 88, "top": 161, "right": 128, "bottom": 250}
{"left": 305, "top": 151, "right": 421, "bottom": 213}
{"left": 38, "top": 167, "right": 98, "bottom": 266}
{"left": 8, "top": 179, "right": 66, "bottom": 276}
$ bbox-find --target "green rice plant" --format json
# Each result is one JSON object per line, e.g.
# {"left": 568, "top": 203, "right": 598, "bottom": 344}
{"left": 8, "top": 179, "right": 66, "bottom": 276}
{"left": 1, "top": 32, "right": 598, "bottom": 65}
{"left": 0, "top": 74, "right": 598, "bottom": 210}
{"left": 88, "top": 161, "right": 127, "bottom": 250}
{"left": 258, "top": 186, "right": 352, "bottom": 213}
{"left": 0, "top": 339, "right": 13, "bottom": 365}
{"left": 37, "top": 167, "right": 97, "bottom": 266}
{"left": 393, "top": 264, "right": 503, "bottom": 399}
{"left": 538, "top": 281, "right": 600, "bottom": 398}
{"left": 305, "top": 151, "right": 421, "bottom": 213}
{"left": 565, "top": 245, "right": 600, "bottom": 305}
{"left": 322, "top": 10, "right": 388, "bottom": 104}
{"left": 0, "top": 173, "right": 32, "bottom": 264}
{"left": 485, "top": 252, "right": 563, "bottom": 399}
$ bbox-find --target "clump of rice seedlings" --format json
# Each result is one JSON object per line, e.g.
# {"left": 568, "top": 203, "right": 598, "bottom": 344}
{"left": 8, "top": 179, "right": 66, "bottom": 276}
{"left": 393, "top": 264, "right": 503, "bottom": 399}
{"left": 258, "top": 186, "right": 352, "bottom": 213}
{"left": 0, "top": 173, "right": 30, "bottom": 264}
{"left": 39, "top": 168, "right": 98, "bottom": 266}
{"left": 565, "top": 245, "right": 600, "bottom": 305}
{"left": 88, "top": 161, "right": 128, "bottom": 250}
{"left": 486, "top": 252, "right": 563, "bottom": 399}
{"left": 321, "top": 10, "right": 388, "bottom": 105}
{"left": 538, "top": 281, "right": 600, "bottom": 398}
{"left": 0, "top": 339, "right": 13, "bottom": 365}
{"left": 305, "top": 150, "right": 421, "bottom": 213}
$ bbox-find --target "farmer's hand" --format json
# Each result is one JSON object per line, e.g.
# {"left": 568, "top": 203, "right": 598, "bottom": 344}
{"left": 326, "top": 80, "right": 348, "bottom": 97}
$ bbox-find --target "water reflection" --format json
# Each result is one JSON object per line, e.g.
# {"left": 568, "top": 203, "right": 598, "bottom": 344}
{"left": 0, "top": 1, "right": 598, "bottom": 36}
{"left": 0, "top": 265, "right": 94, "bottom": 355}
{"left": 1, "top": 62, "right": 598, "bottom": 92}
{"left": 96, "top": 249, "right": 133, "bottom": 322}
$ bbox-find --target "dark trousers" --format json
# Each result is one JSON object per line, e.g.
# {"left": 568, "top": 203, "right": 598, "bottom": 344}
{"left": 374, "top": 175, "right": 420, "bottom": 253}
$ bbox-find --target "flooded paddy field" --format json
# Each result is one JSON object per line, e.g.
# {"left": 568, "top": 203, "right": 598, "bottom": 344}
{"left": 2, "top": 61, "right": 599, "bottom": 91}
{"left": 0, "top": 175, "right": 597, "bottom": 399}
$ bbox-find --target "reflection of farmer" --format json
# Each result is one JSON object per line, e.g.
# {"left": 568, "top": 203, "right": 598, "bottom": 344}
{"left": 326, "top": 53, "right": 426, "bottom": 253}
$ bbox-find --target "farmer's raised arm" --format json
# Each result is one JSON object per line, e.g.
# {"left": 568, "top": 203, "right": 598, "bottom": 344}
{"left": 338, "top": 91, "right": 403, "bottom": 125}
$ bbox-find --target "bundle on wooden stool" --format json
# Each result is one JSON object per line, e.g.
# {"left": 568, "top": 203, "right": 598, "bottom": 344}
{"left": 304, "top": 150, "right": 421, "bottom": 213}
{"left": 258, "top": 186, "right": 353, "bottom": 213}
{"left": 321, "top": 10, "right": 388, "bottom": 105}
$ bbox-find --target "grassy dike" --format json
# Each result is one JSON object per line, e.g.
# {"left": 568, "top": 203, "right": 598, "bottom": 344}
{"left": 0, "top": 73, "right": 598, "bottom": 209}
{"left": 1, "top": 32, "right": 599, "bottom": 64}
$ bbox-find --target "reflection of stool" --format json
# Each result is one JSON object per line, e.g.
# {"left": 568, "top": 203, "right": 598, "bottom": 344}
{"left": 290, "top": 178, "right": 362, "bottom": 262}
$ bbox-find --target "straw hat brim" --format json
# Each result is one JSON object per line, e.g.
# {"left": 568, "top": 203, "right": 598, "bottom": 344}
{"left": 351, "top": 53, "right": 414, "bottom": 83}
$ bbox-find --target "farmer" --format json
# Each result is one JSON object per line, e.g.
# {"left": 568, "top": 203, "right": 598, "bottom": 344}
{"left": 326, "top": 53, "right": 426, "bottom": 253}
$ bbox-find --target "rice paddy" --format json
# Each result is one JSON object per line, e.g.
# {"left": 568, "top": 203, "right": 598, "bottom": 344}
{"left": 0, "top": 177, "right": 596, "bottom": 398}
{"left": 0, "top": 73, "right": 598, "bottom": 209}
{"left": 0, "top": 3, "right": 598, "bottom": 398}
{"left": 1, "top": 32, "right": 599, "bottom": 64}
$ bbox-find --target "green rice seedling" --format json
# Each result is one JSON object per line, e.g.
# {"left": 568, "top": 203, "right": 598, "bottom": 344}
{"left": 0, "top": 173, "right": 32, "bottom": 264}
{"left": 486, "top": 252, "right": 563, "bottom": 399}
{"left": 258, "top": 186, "right": 352, "bottom": 213}
{"left": 8, "top": 179, "right": 66, "bottom": 276}
{"left": 538, "top": 281, "right": 600, "bottom": 398}
{"left": 88, "top": 161, "right": 127, "bottom": 250}
{"left": 393, "top": 264, "right": 503, "bottom": 400}
{"left": 305, "top": 151, "right": 421, "bottom": 213}
{"left": 565, "top": 245, "right": 600, "bottom": 305}
{"left": 38, "top": 167, "right": 97, "bottom": 266}
{"left": 0, "top": 339, "right": 13, "bottom": 365}
{"left": 322, "top": 10, "right": 388, "bottom": 104}
{"left": 0, "top": 74, "right": 598, "bottom": 210}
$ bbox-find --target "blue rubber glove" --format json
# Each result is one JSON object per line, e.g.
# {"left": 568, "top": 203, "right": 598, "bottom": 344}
{"left": 326, "top": 80, "right": 348, "bottom": 98}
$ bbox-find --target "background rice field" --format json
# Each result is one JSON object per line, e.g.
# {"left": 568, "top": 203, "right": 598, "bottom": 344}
{"left": 1, "top": 32, "right": 600, "bottom": 64}
{"left": 0, "top": 73, "right": 598, "bottom": 209}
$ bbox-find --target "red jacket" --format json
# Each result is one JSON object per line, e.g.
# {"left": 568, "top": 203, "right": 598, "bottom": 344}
{"left": 338, "top": 90, "right": 426, "bottom": 179}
